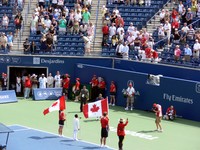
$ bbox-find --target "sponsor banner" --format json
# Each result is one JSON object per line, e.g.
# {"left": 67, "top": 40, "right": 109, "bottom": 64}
{"left": 33, "top": 88, "right": 63, "bottom": 100}
{"left": 0, "top": 90, "right": 17, "bottom": 104}
{"left": 75, "top": 64, "right": 200, "bottom": 121}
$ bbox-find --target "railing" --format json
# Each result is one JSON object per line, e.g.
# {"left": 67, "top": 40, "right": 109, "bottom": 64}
{"left": 146, "top": 0, "right": 172, "bottom": 29}
{"left": 154, "top": 18, "right": 200, "bottom": 49}
{"left": 92, "top": 0, "right": 100, "bottom": 52}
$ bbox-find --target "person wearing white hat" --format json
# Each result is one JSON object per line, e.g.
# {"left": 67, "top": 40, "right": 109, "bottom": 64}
{"left": 39, "top": 74, "right": 47, "bottom": 88}
{"left": 125, "top": 83, "right": 135, "bottom": 111}
{"left": 31, "top": 74, "right": 38, "bottom": 94}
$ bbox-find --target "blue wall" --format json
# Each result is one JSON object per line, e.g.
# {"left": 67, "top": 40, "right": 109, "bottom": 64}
{"left": 75, "top": 64, "right": 200, "bottom": 122}
{"left": 0, "top": 55, "right": 113, "bottom": 81}
{"left": 114, "top": 59, "right": 200, "bottom": 82}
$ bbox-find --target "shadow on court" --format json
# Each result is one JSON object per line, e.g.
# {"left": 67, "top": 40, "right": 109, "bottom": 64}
{"left": 0, "top": 125, "right": 113, "bottom": 150}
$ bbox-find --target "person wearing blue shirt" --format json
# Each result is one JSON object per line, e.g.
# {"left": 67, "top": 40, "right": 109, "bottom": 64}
{"left": 184, "top": 44, "right": 192, "bottom": 62}
{"left": 7, "top": 32, "right": 13, "bottom": 51}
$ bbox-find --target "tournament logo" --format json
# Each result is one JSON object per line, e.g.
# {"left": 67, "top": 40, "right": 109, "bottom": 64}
{"left": 42, "top": 91, "right": 49, "bottom": 98}
{"left": 33, "top": 57, "right": 40, "bottom": 65}
{"left": 37, "top": 91, "right": 43, "bottom": 97}
{"left": 195, "top": 83, "right": 200, "bottom": 93}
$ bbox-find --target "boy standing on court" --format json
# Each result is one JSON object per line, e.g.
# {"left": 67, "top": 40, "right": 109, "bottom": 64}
{"left": 73, "top": 114, "right": 80, "bottom": 141}
{"left": 100, "top": 112, "right": 109, "bottom": 147}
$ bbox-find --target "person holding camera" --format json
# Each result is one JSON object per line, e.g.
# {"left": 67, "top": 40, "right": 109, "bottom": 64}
{"left": 125, "top": 83, "right": 135, "bottom": 111}
{"left": 117, "top": 118, "right": 128, "bottom": 150}
{"left": 79, "top": 85, "right": 89, "bottom": 112}
{"left": 152, "top": 103, "right": 163, "bottom": 132}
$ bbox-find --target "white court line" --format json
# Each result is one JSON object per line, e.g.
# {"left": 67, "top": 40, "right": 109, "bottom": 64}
{"left": 8, "top": 124, "right": 116, "bottom": 150}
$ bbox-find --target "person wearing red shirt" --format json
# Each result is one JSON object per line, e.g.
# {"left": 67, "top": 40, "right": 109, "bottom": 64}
{"left": 24, "top": 74, "right": 31, "bottom": 99}
{"left": 100, "top": 112, "right": 109, "bottom": 147}
{"left": 151, "top": 50, "right": 159, "bottom": 63}
{"left": 62, "top": 74, "right": 70, "bottom": 99}
{"left": 115, "top": 15, "right": 124, "bottom": 27}
{"left": 98, "top": 77, "right": 106, "bottom": 98}
{"left": 90, "top": 75, "right": 99, "bottom": 101}
{"left": 163, "top": 105, "right": 176, "bottom": 120}
{"left": 140, "top": 34, "right": 147, "bottom": 50}
{"left": 102, "top": 23, "right": 109, "bottom": 40}
{"left": 145, "top": 45, "right": 152, "bottom": 62}
{"left": 58, "top": 109, "right": 66, "bottom": 136}
{"left": 74, "top": 78, "right": 81, "bottom": 102}
{"left": 174, "top": 45, "right": 181, "bottom": 62}
{"left": 171, "top": 19, "right": 180, "bottom": 34}
{"left": 109, "top": 81, "right": 116, "bottom": 106}
{"left": 117, "top": 118, "right": 128, "bottom": 150}
{"left": 171, "top": 8, "right": 179, "bottom": 21}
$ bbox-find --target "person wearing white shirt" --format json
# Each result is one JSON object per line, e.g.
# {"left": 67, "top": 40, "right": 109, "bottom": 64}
{"left": 159, "top": 9, "right": 165, "bottom": 23}
{"left": 116, "top": 24, "right": 124, "bottom": 35}
{"left": 125, "top": 83, "right": 135, "bottom": 111}
{"left": 193, "top": 39, "right": 200, "bottom": 59}
{"left": 116, "top": 42, "right": 123, "bottom": 58}
{"left": 74, "top": 10, "right": 82, "bottom": 22}
{"left": 121, "top": 42, "right": 129, "bottom": 60}
{"left": 178, "top": 1, "right": 184, "bottom": 14}
{"left": 39, "top": 74, "right": 47, "bottom": 88}
{"left": 44, "top": 16, "right": 52, "bottom": 28}
{"left": 145, "top": 0, "right": 151, "bottom": 6}
{"left": 163, "top": 21, "right": 171, "bottom": 45}
{"left": 181, "top": 23, "right": 189, "bottom": 33}
{"left": 73, "top": 114, "right": 80, "bottom": 141}
{"left": 109, "top": 23, "right": 116, "bottom": 40}
{"left": 54, "top": 71, "right": 62, "bottom": 88}
{"left": 126, "top": 33, "right": 135, "bottom": 50}
{"left": 127, "top": 22, "right": 135, "bottom": 35}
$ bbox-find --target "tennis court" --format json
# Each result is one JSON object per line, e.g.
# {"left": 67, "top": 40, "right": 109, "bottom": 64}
{"left": 0, "top": 98, "right": 200, "bottom": 150}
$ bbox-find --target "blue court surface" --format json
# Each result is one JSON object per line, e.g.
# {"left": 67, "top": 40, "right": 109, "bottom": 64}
{"left": 0, "top": 125, "right": 114, "bottom": 150}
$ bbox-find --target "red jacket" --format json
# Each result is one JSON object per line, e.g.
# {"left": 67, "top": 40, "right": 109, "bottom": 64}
{"left": 117, "top": 120, "right": 128, "bottom": 136}
{"left": 102, "top": 25, "right": 109, "bottom": 35}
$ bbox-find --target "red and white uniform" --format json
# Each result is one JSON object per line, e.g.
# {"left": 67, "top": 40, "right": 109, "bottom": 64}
{"left": 63, "top": 77, "right": 70, "bottom": 89}
{"left": 156, "top": 104, "right": 162, "bottom": 117}
{"left": 75, "top": 80, "right": 80, "bottom": 91}
{"left": 91, "top": 78, "right": 98, "bottom": 87}
{"left": 110, "top": 83, "right": 116, "bottom": 93}
{"left": 98, "top": 80, "right": 106, "bottom": 89}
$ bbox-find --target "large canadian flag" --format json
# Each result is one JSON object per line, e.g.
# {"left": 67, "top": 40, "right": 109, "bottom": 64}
{"left": 43, "top": 96, "right": 66, "bottom": 115}
{"left": 83, "top": 98, "right": 109, "bottom": 118}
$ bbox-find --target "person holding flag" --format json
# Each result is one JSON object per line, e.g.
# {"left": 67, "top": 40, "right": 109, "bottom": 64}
{"left": 43, "top": 96, "right": 66, "bottom": 136}
{"left": 100, "top": 112, "right": 109, "bottom": 148}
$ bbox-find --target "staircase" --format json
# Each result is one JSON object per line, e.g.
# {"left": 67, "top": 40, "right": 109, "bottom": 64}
{"left": 90, "top": 0, "right": 107, "bottom": 56}
{"left": 11, "top": 0, "right": 37, "bottom": 54}
{"left": 146, "top": 1, "right": 175, "bottom": 36}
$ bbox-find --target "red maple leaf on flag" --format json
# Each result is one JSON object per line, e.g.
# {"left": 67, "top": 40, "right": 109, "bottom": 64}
{"left": 52, "top": 102, "right": 58, "bottom": 107}
{"left": 90, "top": 104, "right": 99, "bottom": 112}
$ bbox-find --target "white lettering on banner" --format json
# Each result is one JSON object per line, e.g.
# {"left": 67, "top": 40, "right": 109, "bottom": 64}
{"left": 41, "top": 59, "right": 64, "bottom": 64}
{"left": 195, "top": 83, "right": 200, "bottom": 93}
{"left": 0, "top": 95, "right": 9, "bottom": 99}
{"left": 109, "top": 127, "right": 158, "bottom": 140}
{"left": 163, "top": 93, "right": 193, "bottom": 104}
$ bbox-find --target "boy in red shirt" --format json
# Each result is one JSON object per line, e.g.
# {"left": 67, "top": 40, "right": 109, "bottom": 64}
{"left": 117, "top": 118, "right": 128, "bottom": 150}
